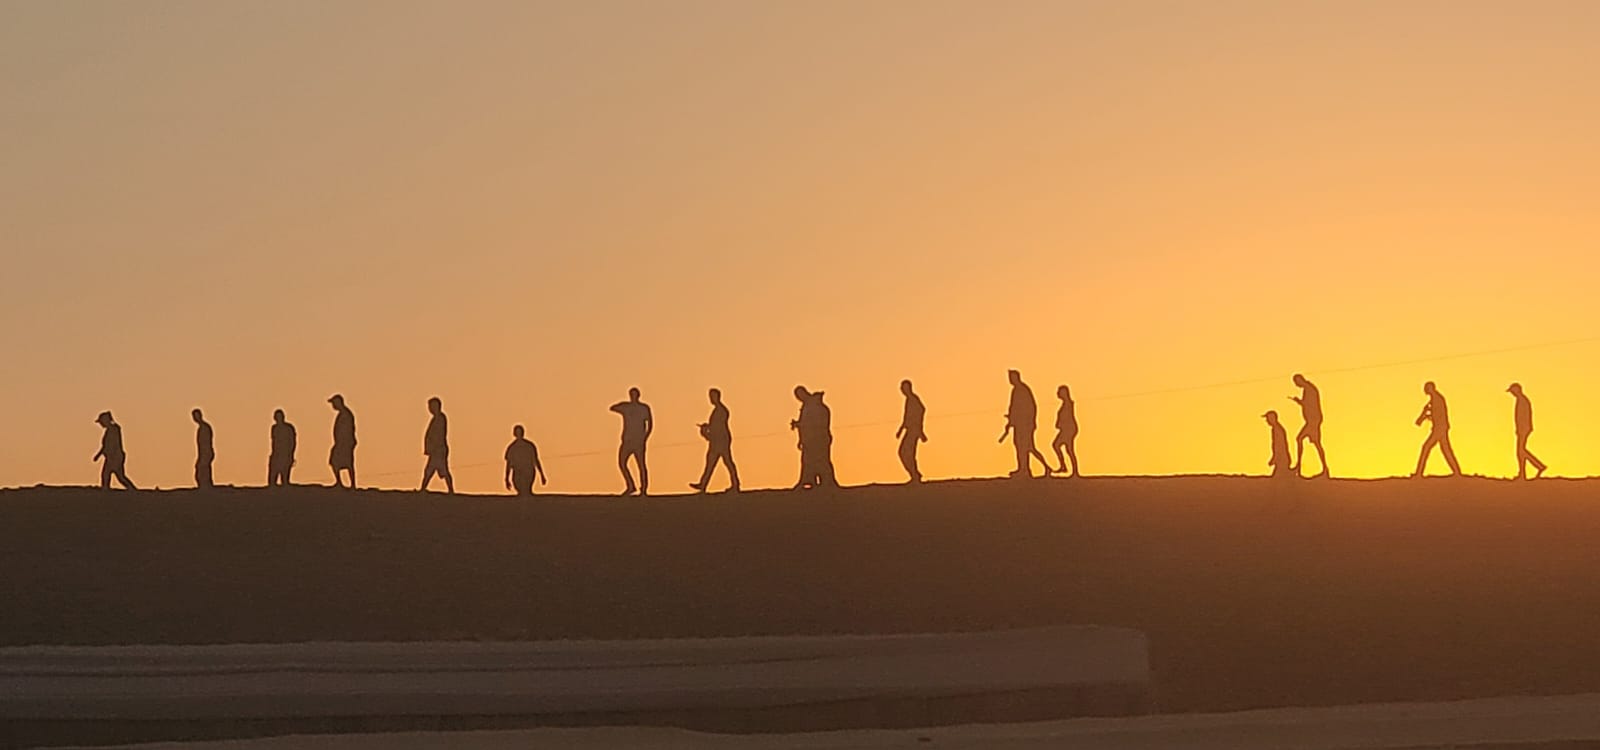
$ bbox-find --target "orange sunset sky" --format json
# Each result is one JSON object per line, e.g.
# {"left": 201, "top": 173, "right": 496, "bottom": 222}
{"left": 3, "top": 0, "right": 1598, "bottom": 494}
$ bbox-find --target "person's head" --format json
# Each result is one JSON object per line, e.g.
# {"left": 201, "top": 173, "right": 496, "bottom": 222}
{"left": 191, "top": 408, "right": 204, "bottom": 423}
{"left": 1423, "top": 381, "right": 1437, "bottom": 395}
{"left": 708, "top": 387, "right": 722, "bottom": 405}
{"left": 1008, "top": 369, "right": 1022, "bottom": 385}
{"left": 1508, "top": 382, "right": 1524, "bottom": 396}
{"left": 1293, "top": 373, "right": 1308, "bottom": 387}
{"left": 1263, "top": 410, "right": 1280, "bottom": 426}
{"left": 96, "top": 411, "right": 114, "bottom": 427}
{"left": 428, "top": 397, "right": 442, "bottom": 414}
{"left": 273, "top": 409, "right": 286, "bottom": 424}
{"left": 794, "top": 385, "right": 809, "bottom": 402}
{"left": 328, "top": 394, "right": 345, "bottom": 410}
{"left": 513, "top": 424, "right": 526, "bottom": 439}
{"left": 628, "top": 387, "right": 641, "bottom": 402}
{"left": 1057, "top": 385, "right": 1071, "bottom": 400}
{"left": 900, "top": 379, "right": 913, "bottom": 396}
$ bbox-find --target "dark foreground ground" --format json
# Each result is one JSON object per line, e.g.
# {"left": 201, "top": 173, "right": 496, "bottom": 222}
{"left": 3, "top": 477, "right": 1599, "bottom": 714}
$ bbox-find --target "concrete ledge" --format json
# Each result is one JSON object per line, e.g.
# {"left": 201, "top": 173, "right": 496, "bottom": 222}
{"left": 98, "top": 692, "right": 1600, "bottom": 750}
{"left": 0, "top": 627, "right": 1150, "bottom": 747}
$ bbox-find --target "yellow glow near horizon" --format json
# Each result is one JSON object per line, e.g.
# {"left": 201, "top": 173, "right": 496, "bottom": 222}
{"left": 2, "top": 1, "right": 1598, "bottom": 493}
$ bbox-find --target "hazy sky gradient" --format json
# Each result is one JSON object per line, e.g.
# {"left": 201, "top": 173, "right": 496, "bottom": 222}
{"left": 4, "top": 0, "right": 1599, "bottom": 492}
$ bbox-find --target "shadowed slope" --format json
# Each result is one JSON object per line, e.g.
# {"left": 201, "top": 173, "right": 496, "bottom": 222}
{"left": 4, "top": 478, "right": 1600, "bottom": 713}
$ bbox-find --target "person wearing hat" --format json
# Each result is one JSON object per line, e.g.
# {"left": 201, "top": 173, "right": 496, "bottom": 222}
{"left": 791, "top": 385, "right": 837, "bottom": 490}
{"left": 92, "top": 411, "right": 137, "bottom": 490}
{"left": 1263, "top": 410, "right": 1292, "bottom": 479}
{"left": 1508, "top": 383, "right": 1547, "bottom": 480}
{"left": 328, "top": 394, "right": 358, "bottom": 489}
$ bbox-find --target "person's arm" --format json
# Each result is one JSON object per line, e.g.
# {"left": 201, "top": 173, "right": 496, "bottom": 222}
{"left": 504, "top": 455, "right": 513, "bottom": 491}
{"left": 644, "top": 408, "right": 653, "bottom": 439}
{"left": 289, "top": 428, "right": 297, "bottom": 466}
{"left": 1290, "top": 396, "right": 1302, "bottom": 405}
{"left": 1415, "top": 403, "right": 1430, "bottom": 426}
{"left": 534, "top": 449, "right": 547, "bottom": 484}
{"left": 998, "top": 417, "right": 1012, "bottom": 443}
{"left": 609, "top": 403, "right": 626, "bottom": 414}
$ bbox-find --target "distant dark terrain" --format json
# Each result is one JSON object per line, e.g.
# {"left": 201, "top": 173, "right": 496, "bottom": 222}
{"left": 4, "top": 478, "right": 1600, "bottom": 714}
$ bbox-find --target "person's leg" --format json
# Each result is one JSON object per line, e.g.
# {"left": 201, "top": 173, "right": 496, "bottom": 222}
{"left": 1415, "top": 436, "right": 1437, "bottom": 477}
{"left": 1052, "top": 437, "right": 1068, "bottom": 475}
{"left": 421, "top": 464, "right": 434, "bottom": 491}
{"left": 442, "top": 465, "right": 454, "bottom": 494}
{"left": 1516, "top": 433, "right": 1529, "bottom": 480}
{"left": 1013, "top": 435, "right": 1028, "bottom": 476}
{"left": 637, "top": 445, "right": 649, "bottom": 495}
{"left": 795, "top": 445, "right": 810, "bottom": 489}
{"left": 1313, "top": 439, "right": 1328, "bottom": 477}
{"left": 1027, "top": 434, "right": 1051, "bottom": 475}
{"left": 100, "top": 463, "right": 112, "bottom": 490}
{"left": 115, "top": 467, "right": 136, "bottom": 490}
{"left": 1294, "top": 431, "right": 1307, "bottom": 474}
{"left": 617, "top": 445, "right": 636, "bottom": 494}
{"left": 284, "top": 463, "right": 293, "bottom": 486}
{"left": 899, "top": 436, "right": 917, "bottom": 482}
{"left": 1066, "top": 436, "right": 1080, "bottom": 477}
{"left": 724, "top": 448, "right": 741, "bottom": 491}
{"left": 693, "top": 447, "right": 716, "bottom": 491}
{"left": 1440, "top": 434, "right": 1462, "bottom": 475}
{"left": 907, "top": 437, "right": 921, "bottom": 482}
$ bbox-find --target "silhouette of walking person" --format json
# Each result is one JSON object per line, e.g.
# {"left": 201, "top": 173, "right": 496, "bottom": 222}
{"left": 896, "top": 380, "right": 927, "bottom": 483}
{"left": 610, "top": 388, "right": 653, "bottom": 496}
{"left": 791, "top": 386, "right": 837, "bottom": 489}
{"left": 328, "top": 394, "right": 357, "bottom": 489}
{"left": 1508, "top": 383, "right": 1547, "bottom": 480}
{"left": 1289, "top": 374, "right": 1328, "bottom": 478}
{"left": 1051, "top": 385, "right": 1079, "bottom": 477}
{"left": 1413, "top": 381, "right": 1463, "bottom": 477}
{"left": 93, "top": 411, "right": 136, "bottom": 490}
{"left": 691, "top": 388, "right": 740, "bottom": 494}
{"left": 1264, "top": 410, "right": 1292, "bottom": 478}
{"left": 192, "top": 408, "right": 215, "bottom": 489}
{"left": 999, "top": 370, "right": 1052, "bottom": 478}
{"left": 268, "top": 409, "right": 297, "bottom": 487}
{"left": 504, "top": 425, "right": 547, "bottom": 497}
{"left": 420, "top": 397, "right": 454, "bottom": 494}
